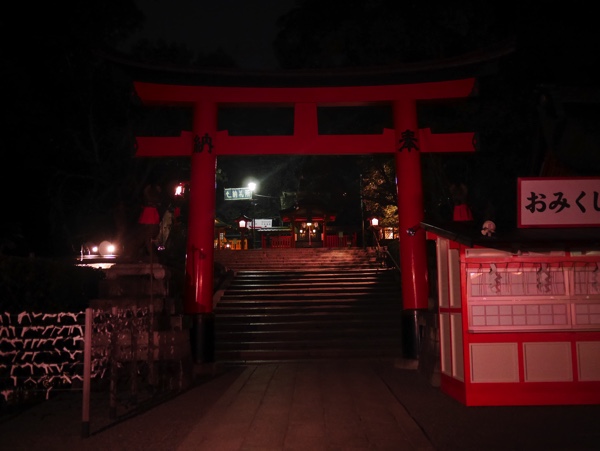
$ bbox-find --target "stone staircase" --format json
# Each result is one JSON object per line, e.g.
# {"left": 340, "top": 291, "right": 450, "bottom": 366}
{"left": 213, "top": 248, "right": 404, "bottom": 364}
{"left": 214, "top": 247, "right": 383, "bottom": 271}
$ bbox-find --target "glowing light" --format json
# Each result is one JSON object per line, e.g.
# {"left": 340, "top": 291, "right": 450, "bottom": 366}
{"left": 175, "top": 183, "right": 186, "bottom": 196}
{"left": 98, "top": 241, "right": 117, "bottom": 256}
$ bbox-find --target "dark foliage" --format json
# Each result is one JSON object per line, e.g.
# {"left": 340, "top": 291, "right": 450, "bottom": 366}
{"left": 0, "top": 256, "right": 105, "bottom": 313}
{"left": 274, "top": 0, "right": 516, "bottom": 69}
{"left": 3, "top": 2, "right": 146, "bottom": 257}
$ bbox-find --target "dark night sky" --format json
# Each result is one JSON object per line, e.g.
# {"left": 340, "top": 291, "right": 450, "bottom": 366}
{"left": 4, "top": 1, "right": 598, "bottom": 257}
{"left": 124, "top": 0, "right": 296, "bottom": 69}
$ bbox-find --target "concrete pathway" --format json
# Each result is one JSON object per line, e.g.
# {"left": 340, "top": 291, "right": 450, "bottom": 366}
{"left": 177, "top": 361, "right": 433, "bottom": 450}
{"left": 2, "top": 359, "right": 600, "bottom": 450}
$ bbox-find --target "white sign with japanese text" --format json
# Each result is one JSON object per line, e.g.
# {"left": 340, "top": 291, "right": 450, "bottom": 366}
{"left": 248, "top": 219, "right": 272, "bottom": 229}
{"left": 224, "top": 188, "right": 253, "bottom": 200}
{"left": 518, "top": 177, "right": 600, "bottom": 228}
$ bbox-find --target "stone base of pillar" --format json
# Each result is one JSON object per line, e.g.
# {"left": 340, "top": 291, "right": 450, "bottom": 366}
{"left": 401, "top": 308, "right": 426, "bottom": 360}
{"left": 190, "top": 313, "right": 215, "bottom": 363}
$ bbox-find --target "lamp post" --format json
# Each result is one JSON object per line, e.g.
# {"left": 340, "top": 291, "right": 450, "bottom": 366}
{"left": 236, "top": 215, "right": 250, "bottom": 250}
{"left": 359, "top": 173, "right": 365, "bottom": 248}
{"left": 367, "top": 216, "right": 381, "bottom": 246}
{"left": 248, "top": 181, "right": 257, "bottom": 249}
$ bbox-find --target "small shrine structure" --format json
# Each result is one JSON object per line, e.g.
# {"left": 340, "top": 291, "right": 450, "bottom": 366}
{"left": 422, "top": 176, "right": 600, "bottom": 405}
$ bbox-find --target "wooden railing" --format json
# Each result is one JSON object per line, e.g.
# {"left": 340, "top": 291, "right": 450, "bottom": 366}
{"left": 266, "top": 235, "right": 292, "bottom": 248}
{"left": 325, "top": 235, "right": 353, "bottom": 248}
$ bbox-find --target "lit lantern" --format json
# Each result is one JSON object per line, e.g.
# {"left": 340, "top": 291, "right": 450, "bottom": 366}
{"left": 236, "top": 215, "right": 251, "bottom": 250}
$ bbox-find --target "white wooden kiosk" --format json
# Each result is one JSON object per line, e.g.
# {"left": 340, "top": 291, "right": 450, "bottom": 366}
{"left": 422, "top": 177, "right": 600, "bottom": 406}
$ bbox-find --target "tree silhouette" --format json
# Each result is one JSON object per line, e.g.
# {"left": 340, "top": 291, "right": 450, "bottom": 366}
{"left": 274, "top": 0, "right": 515, "bottom": 69}
{"left": 3, "top": 1, "right": 145, "bottom": 256}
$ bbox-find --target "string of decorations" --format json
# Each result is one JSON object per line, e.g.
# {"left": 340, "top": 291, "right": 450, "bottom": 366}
{"left": 1, "top": 306, "right": 151, "bottom": 406}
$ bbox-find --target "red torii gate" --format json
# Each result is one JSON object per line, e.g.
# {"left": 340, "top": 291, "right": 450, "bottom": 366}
{"left": 133, "top": 72, "right": 477, "bottom": 362}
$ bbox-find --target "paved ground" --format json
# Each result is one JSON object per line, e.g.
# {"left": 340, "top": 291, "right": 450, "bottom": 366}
{"left": 1, "top": 359, "right": 599, "bottom": 450}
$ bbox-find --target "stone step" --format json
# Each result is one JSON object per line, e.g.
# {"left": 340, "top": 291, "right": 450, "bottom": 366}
{"left": 214, "top": 248, "right": 385, "bottom": 272}
{"left": 220, "top": 264, "right": 381, "bottom": 272}
{"left": 215, "top": 347, "right": 403, "bottom": 364}
{"left": 225, "top": 281, "right": 396, "bottom": 290}
{"left": 216, "top": 337, "right": 402, "bottom": 351}
{"left": 230, "top": 267, "right": 393, "bottom": 275}
{"left": 228, "top": 268, "right": 396, "bottom": 279}
{"left": 219, "top": 293, "right": 401, "bottom": 303}
{"left": 215, "top": 318, "right": 402, "bottom": 330}
{"left": 216, "top": 306, "right": 401, "bottom": 317}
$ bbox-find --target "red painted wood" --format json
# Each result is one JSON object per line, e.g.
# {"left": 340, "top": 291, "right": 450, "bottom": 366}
{"left": 134, "top": 125, "right": 475, "bottom": 157}
{"left": 133, "top": 79, "right": 476, "bottom": 104}
{"left": 394, "top": 99, "right": 428, "bottom": 310}
{"left": 184, "top": 101, "right": 217, "bottom": 314}
{"left": 441, "top": 366, "right": 600, "bottom": 406}
{"left": 465, "top": 381, "right": 600, "bottom": 406}
{"left": 440, "top": 373, "right": 467, "bottom": 404}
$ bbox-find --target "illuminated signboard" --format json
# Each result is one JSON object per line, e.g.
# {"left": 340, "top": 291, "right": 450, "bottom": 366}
{"left": 224, "top": 188, "right": 253, "bottom": 200}
{"left": 518, "top": 177, "right": 600, "bottom": 228}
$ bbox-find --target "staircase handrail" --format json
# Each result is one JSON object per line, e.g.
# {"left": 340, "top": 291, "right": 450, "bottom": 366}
{"left": 371, "top": 229, "right": 401, "bottom": 272}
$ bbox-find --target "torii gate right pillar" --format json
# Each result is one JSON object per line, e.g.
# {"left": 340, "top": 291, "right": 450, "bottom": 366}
{"left": 394, "top": 98, "right": 428, "bottom": 360}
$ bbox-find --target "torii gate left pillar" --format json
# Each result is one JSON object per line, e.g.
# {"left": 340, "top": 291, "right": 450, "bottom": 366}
{"left": 186, "top": 101, "right": 217, "bottom": 362}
